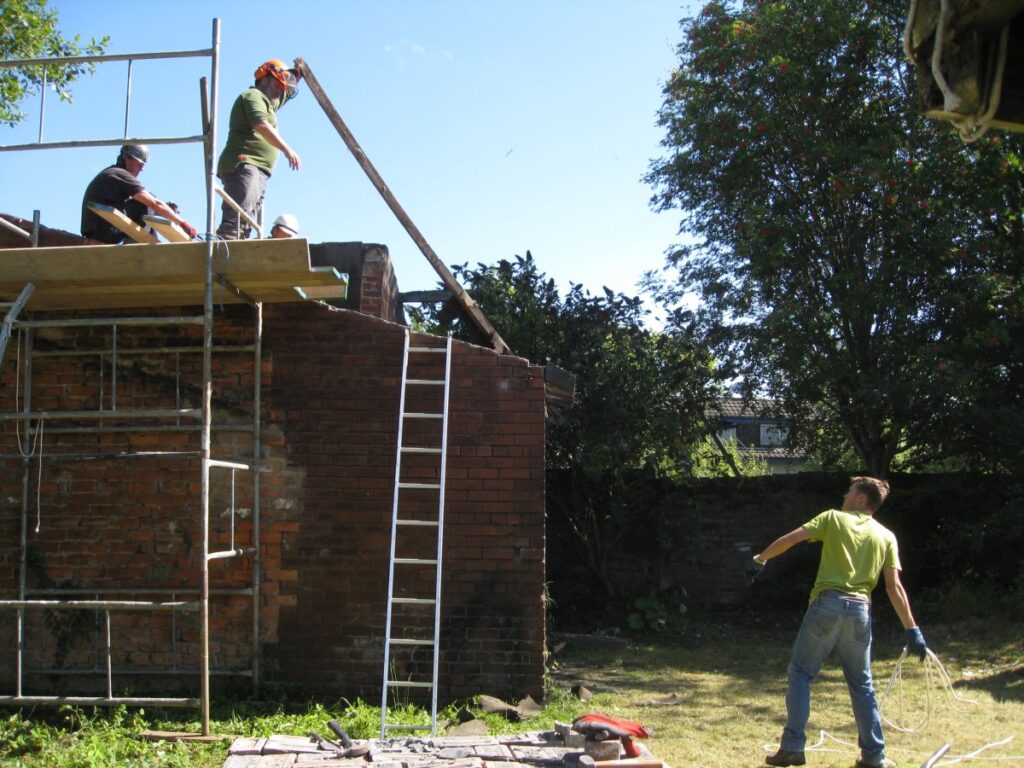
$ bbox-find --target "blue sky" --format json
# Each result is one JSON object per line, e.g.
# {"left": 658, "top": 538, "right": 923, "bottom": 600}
{"left": 2, "top": 1, "right": 697, "bottom": 301}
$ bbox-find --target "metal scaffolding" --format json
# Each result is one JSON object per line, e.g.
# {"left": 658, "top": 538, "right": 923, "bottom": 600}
{"left": 0, "top": 19, "right": 260, "bottom": 735}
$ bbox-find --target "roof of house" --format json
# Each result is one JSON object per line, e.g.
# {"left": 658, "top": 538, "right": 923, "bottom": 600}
{"left": 709, "top": 397, "right": 790, "bottom": 420}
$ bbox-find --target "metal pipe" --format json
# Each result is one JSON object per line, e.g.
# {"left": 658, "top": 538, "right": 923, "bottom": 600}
{"left": 0, "top": 48, "right": 214, "bottom": 68}
{"left": 14, "top": 316, "right": 204, "bottom": 329}
{"left": 105, "top": 611, "right": 113, "bottom": 700}
{"left": 38, "top": 68, "right": 46, "bottom": 143}
{"left": 208, "top": 458, "right": 250, "bottom": 470}
{"left": 16, "top": 328, "right": 33, "bottom": 698}
{"left": 1, "top": 135, "right": 206, "bottom": 153}
{"left": 199, "top": 19, "right": 221, "bottom": 735}
{"left": 31, "top": 210, "right": 39, "bottom": 248}
{"left": 922, "top": 744, "right": 951, "bottom": 768}
{"left": 0, "top": 217, "right": 32, "bottom": 240}
{"left": 0, "top": 408, "right": 202, "bottom": 421}
{"left": 33, "top": 345, "right": 255, "bottom": 358}
{"left": 124, "top": 60, "right": 133, "bottom": 138}
{"left": 111, "top": 324, "right": 118, "bottom": 411}
{"left": 0, "top": 695, "right": 199, "bottom": 708}
{"left": 9, "top": 423, "right": 254, "bottom": 437}
{"left": 207, "top": 547, "right": 256, "bottom": 561}
{"left": 25, "top": 587, "right": 252, "bottom": 596}
{"left": 0, "top": 600, "right": 199, "bottom": 612}
{"left": 22, "top": 667, "right": 252, "bottom": 678}
{"left": 0, "top": 450, "right": 205, "bottom": 461}
{"left": 214, "top": 187, "right": 262, "bottom": 237}
{"left": 252, "top": 302, "right": 262, "bottom": 698}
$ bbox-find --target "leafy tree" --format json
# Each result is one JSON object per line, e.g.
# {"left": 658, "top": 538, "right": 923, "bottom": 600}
{"left": 645, "top": 0, "right": 1022, "bottom": 477}
{"left": 1, "top": 0, "right": 108, "bottom": 127}
{"left": 409, "top": 253, "right": 717, "bottom": 600}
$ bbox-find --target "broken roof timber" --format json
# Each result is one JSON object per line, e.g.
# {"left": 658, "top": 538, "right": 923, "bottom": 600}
{"left": 295, "top": 57, "right": 512, "bottom": 356}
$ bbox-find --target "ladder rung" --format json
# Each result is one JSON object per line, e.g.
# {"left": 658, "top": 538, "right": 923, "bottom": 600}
{"left": 409, "top": 347, "right": 446, "bottom": 354}
{"left": 394, "top": 558, "right": 437, "bottom": 565}
{"left": 387, "top": 680, "right": 433, "bottom": 688}
{"left": 406, "top": 379, "right": 445, "bottom": 386}
{"left": 401, "top": 446, "right": 442, "bottom": 454}
{"left": 403, "top": 412, "right": 443, "bottom": 419}
{"left": 398, "top": 482, "right": 441, "bottom": 490}
{"left": 389, "top": 638, "right": 434, "bottom": 646}
{"left": 392, "top": 597, "right": 436, "bottom": 605}
{"left": 396, "top": 519, "right": 439, "bottom": 527}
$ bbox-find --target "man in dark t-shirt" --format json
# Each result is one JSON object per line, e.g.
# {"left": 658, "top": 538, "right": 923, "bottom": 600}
{"left": 81, "top": 144, "right": 197, "bottom": 244}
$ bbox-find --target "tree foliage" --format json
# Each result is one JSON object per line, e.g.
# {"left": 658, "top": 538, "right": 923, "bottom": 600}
{"left": 645, "top": 0, "right": 1023, "bottom": 476}
{"left": 409, "top": 253, "right": 717, "bottom": 599}
{"left": 0, "top": 0, "right": 108, "bottom": 127}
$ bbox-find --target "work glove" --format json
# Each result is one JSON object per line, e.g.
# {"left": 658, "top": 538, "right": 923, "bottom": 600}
{"left": 905, "top": 626, "right": 927, "bottom": 661}
{"left": 745, "top": 555, "right": 766, "bottom": 585}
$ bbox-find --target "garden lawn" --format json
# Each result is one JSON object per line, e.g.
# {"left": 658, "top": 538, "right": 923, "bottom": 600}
{"left": 0, "top": 613, "right": 1020, "bottom": 767}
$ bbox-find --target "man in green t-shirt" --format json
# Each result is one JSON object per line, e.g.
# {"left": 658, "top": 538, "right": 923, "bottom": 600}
{"left": 216, "top": 58, "right": 302, "bottom": 240}
{"left": 753, "top": 477, "right": 928, "bottom": 768}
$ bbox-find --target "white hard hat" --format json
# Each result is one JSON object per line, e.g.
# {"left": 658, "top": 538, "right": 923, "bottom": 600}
{"left": 271, "top": 213, "right": 299, "bottom": 236}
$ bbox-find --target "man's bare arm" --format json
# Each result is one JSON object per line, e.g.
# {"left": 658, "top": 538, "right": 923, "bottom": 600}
{"left": 883, "top": 567, "right": 917, "bottom": 629}
{"left": 132, "top": 190, "right": 197, "bottom": 238}
{"left": 254, "top": 121, "right": 300, "bottom": 170}
{"left": 755, "top": 527, "right": 810, "bottom": 563}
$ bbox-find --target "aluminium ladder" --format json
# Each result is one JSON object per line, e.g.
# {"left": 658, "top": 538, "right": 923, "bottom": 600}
{"left": 380, "top": 330, "right": 453, "bottom": 738}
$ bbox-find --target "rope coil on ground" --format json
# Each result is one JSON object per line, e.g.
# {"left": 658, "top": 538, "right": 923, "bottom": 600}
{"left": 763, "top": 647, "right": 1019, "bottom": 765}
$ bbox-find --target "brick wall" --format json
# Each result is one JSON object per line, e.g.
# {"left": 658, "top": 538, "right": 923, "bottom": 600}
{"left": 0, "top": 301, "right": 547, "bottom": 704}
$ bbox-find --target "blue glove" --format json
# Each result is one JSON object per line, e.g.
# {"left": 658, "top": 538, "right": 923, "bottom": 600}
{"left": 905, "top": 626, "right": 927, "bottom": 661}
{"left": 745, "top": 555, "right": 766, "bottom": 585}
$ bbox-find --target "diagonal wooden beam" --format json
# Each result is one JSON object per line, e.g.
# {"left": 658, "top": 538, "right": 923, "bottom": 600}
{"left": 294, "top": 57, "right": 511, "bottom": 356}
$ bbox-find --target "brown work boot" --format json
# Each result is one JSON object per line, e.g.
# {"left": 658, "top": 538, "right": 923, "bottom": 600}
{"left": 765, "top": 749, "right": 806, "bottom": 766}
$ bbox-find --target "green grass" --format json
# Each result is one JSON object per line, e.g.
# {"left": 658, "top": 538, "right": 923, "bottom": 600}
{"left": 1, "top": 614, "right": 1020, "bottom": 767}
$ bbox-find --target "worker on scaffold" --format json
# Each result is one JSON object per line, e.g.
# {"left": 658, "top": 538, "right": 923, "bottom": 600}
{"left": 752, "top": 476, "right": 928, "bottom": 768}
{"left": 215, "top": 59, "right": 302, "bottom": 240}
{"left": 81, "top": 143, "right": 197, "bottom": 244}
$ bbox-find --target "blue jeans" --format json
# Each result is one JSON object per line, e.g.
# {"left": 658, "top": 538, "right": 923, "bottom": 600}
{"left": 780, "top": 590, "right": 885, "bottom": 764}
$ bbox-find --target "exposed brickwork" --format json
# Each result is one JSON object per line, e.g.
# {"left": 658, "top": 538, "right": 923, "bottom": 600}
{"left": 358, "top": 247, "right": 400, "bottom": 322}
{"left": 0, "top": 301, "right": 546, "bottom": 703}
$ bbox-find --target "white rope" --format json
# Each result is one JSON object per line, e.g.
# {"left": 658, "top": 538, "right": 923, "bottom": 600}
{"left": 34, "top": 417, "right": 44, "bottom": 533}
{"left": 13, "top": 331, "right": 42, "bottom": 459}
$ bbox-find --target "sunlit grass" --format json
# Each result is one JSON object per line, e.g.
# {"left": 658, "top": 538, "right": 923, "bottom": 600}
{"left": 1, "top": 615, "right": 1020, "bottom": 767}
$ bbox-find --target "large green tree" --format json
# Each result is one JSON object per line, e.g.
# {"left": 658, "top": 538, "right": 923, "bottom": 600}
{"left": 410, "top": 253, "right": 716, "bottom": 600}
{"left": 645, "top": 0, "right": 1022, "bottom": 476}
{"left": 1, "top": 0, "right": 108, "bottom": 127}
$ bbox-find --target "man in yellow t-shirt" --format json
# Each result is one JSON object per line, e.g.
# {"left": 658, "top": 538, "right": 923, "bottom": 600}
{"left": 753, "top": 477, "right": 928, "bottom": 768}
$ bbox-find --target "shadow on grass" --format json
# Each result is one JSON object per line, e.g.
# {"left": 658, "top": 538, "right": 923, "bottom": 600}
{"left": 957, "top": 663, "right": 1024, "bottom": 703}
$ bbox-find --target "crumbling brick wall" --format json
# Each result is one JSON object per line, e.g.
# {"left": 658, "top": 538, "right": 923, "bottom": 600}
{"left": 0, "top": 301, "right": 546, "bottom": 704}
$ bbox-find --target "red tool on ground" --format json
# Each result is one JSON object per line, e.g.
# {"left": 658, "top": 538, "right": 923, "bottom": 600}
{"left": 572, "top": 713, "right": 651, "bottom": 759}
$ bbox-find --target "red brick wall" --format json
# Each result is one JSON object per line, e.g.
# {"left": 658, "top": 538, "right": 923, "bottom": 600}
{"left": 0, "top": 302, "right": 547, "bottom": 703}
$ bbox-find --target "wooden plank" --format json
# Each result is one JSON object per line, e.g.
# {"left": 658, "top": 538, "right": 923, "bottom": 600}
{"left": 229, "top": 737, "right": 268, "bottom": 755}
{"left": 0, "top": 239, "right": 315, "bottom": 282}
{"left": 0, "top": 239, "right": 349, "bottom": 310}
{"left": 254, "top": 756, "right": 297, "bottom": 768}
{"left": 143, "top": 215, "right": 192, "bottom": 243}
{"left": 223, "top": 756, "right": 264, "bottom": 768}
{"left": 137, "top": 729, "right": 233, "bottom": 743}
{"left": 296, "top": 285, "right": 348, "bottom": 301}
{"left": 87, "top": 203, "right": 158, "bottom": 244}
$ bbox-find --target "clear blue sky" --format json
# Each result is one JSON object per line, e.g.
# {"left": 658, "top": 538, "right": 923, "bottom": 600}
{"left": 1, "top": 1, "right": 696, "bottom": 301}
